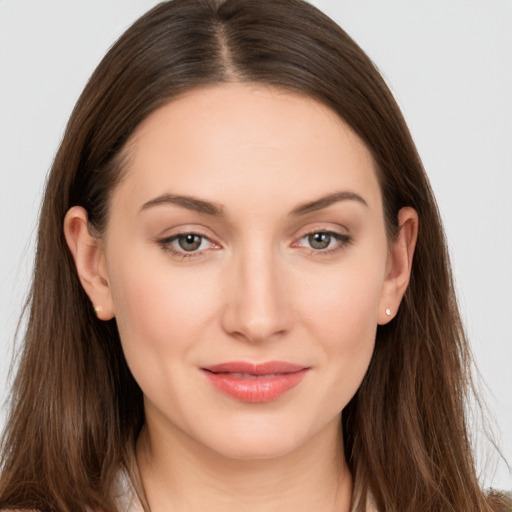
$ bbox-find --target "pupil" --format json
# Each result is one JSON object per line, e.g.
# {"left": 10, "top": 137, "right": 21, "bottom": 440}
{"left": 179, "top": 234, "right": 201, "bottom": 251}
{"left": 309, "top": 233, "right": 331, "bottom": 250}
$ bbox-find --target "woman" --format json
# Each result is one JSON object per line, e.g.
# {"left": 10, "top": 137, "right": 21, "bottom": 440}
{"left": 0, "top": 1, "right": 509, "bottom": 511}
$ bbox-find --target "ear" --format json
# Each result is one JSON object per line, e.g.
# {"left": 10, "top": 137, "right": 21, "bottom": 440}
{"left": 63, "top": 206, "right": 115, "bottom": 320}
{"left": 378, "top": 207, "right": 418, "bottom": 325}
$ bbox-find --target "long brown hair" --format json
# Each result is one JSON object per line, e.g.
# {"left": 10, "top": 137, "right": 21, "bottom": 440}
{"left": 0, "top": 1, "right": 509, "bottom": 511}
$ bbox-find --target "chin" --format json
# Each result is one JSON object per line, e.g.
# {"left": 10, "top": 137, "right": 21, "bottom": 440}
{"left": 195, "top": 414, "right": 329, "bottom": 462}
{"left": 209, "top": 434, "right": 303, "bottom": 461}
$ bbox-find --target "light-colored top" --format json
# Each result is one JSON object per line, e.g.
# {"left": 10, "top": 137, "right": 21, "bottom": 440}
{"left": 114, "top": 471, "right": 144, "bottom": 512}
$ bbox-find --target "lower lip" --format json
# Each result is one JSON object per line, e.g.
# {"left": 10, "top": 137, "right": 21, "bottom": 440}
{"left": 202, "top": 369, "right": 308, "bottom": 403}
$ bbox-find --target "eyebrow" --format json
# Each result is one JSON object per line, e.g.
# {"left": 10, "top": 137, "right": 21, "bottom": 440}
{"left": 139, "top": 193, "right": 224, "bottom": 216}
{"left": 290, "top": 191, "right": 368, "bottom": 216}
{"left": 139, "top": 190, "right": 367, "bottom": 217}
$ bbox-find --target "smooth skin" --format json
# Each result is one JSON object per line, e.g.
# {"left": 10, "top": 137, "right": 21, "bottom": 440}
{"left": 65, "top": 83, "right": 418, "bottom": 512}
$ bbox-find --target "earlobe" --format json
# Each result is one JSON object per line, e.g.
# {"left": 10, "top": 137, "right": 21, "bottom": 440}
{"left": 378, "top": 207, "right": 418, "bottom": 325}
{"left": 63, "top": 206, "right": 115, "bottom": 320}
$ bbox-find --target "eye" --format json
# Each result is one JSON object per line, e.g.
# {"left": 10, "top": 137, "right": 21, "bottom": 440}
{"left": 157, "top": 232, "right": 218, "bottom": 257}
{"left": 307, "top": 232, "right": 334, "bottom": 250}
{"left": 175, "top": 233, "right": 205, "bottom": 252}
{"left": 295, "top": 230, "right": 352, "bottom": 254}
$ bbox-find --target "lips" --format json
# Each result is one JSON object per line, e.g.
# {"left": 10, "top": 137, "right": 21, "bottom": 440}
{"left": 201, "top": 361, "right": 309, "bottom": 403}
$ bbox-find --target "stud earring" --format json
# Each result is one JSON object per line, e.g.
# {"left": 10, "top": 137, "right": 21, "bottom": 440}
{"left": 94, "top": 305, "right": 102, "bottom": 317}
{"left": 385, "top": 307, "right": 391, "bottom": 317}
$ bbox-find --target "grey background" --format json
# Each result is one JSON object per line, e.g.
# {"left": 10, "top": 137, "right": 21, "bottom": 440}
{"left": 1, "top": 0, "right": 510, "bottom": 489}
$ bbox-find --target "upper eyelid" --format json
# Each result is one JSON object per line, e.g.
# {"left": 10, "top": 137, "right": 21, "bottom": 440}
{"left": 157, "top": 226, "right": 219, "bottom": 243}
{"left": 299, "top": 227, "right": 347, "bottom": 236}
{"left": 161, "top": 231, "right": 210, "bottom": 242}
{"left": 293, "top": 225, "right": 350, "bottom": 240}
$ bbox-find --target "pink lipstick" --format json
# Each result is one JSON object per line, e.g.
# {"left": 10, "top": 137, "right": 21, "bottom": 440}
{"left": 201, "top": 361, "right": 309, "bottom": 403}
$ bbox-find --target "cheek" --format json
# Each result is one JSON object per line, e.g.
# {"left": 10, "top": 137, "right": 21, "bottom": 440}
{"left": 320, "top": 277, "right": 380, "bottom": 366}
{"left": 298, "top": 254, "right": 385, "bottom": 404}
{"left": 105, "top": 249, "right": 228, "bottom": 425}
{"left": 105, "top": 247, "right": 221, "bottom": 368}
{"left": 301, "top": 256, "right": 384, "bottom": 345}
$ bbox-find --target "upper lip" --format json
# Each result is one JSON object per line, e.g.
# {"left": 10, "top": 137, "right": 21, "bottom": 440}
{"left": 201, "top": 361, "right": 308, "bottom": 375}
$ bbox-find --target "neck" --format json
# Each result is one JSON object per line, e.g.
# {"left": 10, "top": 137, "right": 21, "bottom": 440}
{"left": 136, "top": 416, "right": 352, "bottom": 512}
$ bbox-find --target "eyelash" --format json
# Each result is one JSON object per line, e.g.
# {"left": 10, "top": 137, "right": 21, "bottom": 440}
{"left": 294, "top": 230, "right": 353, "bottom": 256}
{"left": 157, "top": 232, "right": 217, "bottom": 261}
{"left": 156, "top": 229, "right": 353, "bottom": 261}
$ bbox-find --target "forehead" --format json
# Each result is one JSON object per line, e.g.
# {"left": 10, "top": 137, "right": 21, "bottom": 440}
{"left": 113, "top": 83, "right": 381, "bottom": 216}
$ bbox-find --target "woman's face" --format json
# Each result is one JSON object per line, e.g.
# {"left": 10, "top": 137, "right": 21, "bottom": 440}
{"left": 82, "top": 84, "right": 408, "bottom": 459}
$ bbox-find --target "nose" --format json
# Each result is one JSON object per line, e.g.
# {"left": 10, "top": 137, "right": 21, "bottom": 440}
{"left": 220, "top": 243, "right": 292, "bottom": 344}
